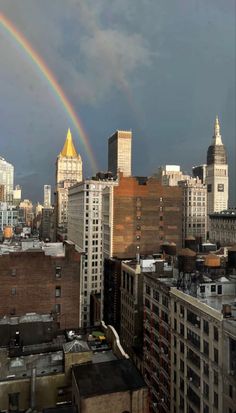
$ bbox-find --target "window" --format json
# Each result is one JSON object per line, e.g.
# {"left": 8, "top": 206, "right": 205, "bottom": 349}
{"left": 207, "top": 184, "right": 212, "bottom": 192}
{"left": 153, "top": 290, "right": 159, "bottom": 301}
{"left": 11, "top": 287, "right": 16, "bottom": 295}
{"left": 55, "top": 266, "right": 62, "bottom": 278}
{"left": 174, "top": 352, "right": 177, "bottom": 365}
{"left": 217, "top": 285, "right": 222, "bottom": 295}
{"left": 187, "top": 329, "right": 200, "bottom": 349}
{"left": 55, "top": 286, "right": 61, "bottom": 298}
{"left": 203, "top": 382, "right": 209, "bottom": 400}
{"left": 11, "top": 269, "right": 16, "bottom": 277}
{"left": 203, "top": 361, "right": 209, "bottom": 377}
{"left": 214, "top": 370, "right": 218, "bottom": 386}
{"left": 200, "top": 285, "right": 205, "bottom": 293}
{"left": 203, "top": 340, "right": 209, "bottom": 356}
{"left": 180, "top": 305, "right": 185, "bottom": 317}
{"left": 8, "top": 393, "right": 19, "bottom": 412}
{"left": 214, "top": 392, "right": 218, "bottom": 408}
{"left": 211, "top": 284, "right": 216, "bottom": 292}
{"left": 187, "top": 309, "right": 200, "bottom": 328}
{"left": 55, "top": 304, "right": 61, "bottom": 314}
{"left": 214, "top": 326, "right": 218, "bottom": 341}
{"left": 203, "top": 320, "right": 209, "bottom": 335}
{"left": 229, "top": 384, "right": 233, "bottom": 398}
{"left": 203, "top": 404, "right": 209, "bottom": 413}
{"left": 146, "top": 285, "right": 151, "bottom": 295}
{"left": 162, "top": 295, "right": 169, "bottom": 308}
{"left": 214, "top": 348, "right": 219, "bottom": 364}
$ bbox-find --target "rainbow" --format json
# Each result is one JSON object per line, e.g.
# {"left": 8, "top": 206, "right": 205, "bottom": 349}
{"left": 0, "top": 12, "right": 98, "bottom": 172}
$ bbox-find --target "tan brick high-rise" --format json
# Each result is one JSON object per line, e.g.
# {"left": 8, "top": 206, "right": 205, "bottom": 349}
{"left": 103, "top": 174, "right": 183, "bottom": 259}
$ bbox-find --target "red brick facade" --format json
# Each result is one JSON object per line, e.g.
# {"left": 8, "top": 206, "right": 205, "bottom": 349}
{"left": 0, "top": 243, "right": 81, "bottom": 329}
{"left": 112, "top": 175, "right": 183, "bottom": 258}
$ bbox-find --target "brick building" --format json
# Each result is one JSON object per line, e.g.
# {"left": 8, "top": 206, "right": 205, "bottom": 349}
{"left": 103, "top": 174, "right": 183, "bottom": 260}
{"left": 0, "top": 241, "right": 81, "bottom": 329}
{"left": 72, "top": 359, "right": 148, "bottom": 413}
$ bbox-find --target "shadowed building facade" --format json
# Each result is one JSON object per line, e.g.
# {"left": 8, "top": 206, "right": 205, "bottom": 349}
{"left": 108, "top": 130, "right": 132, "bottom": 177}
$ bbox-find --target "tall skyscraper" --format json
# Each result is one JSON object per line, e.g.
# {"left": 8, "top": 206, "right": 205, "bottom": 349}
{"left": 68, "top": 173, "right": 117, "bottom": 327}
{"left": 44, "top": 185, "right": 51, "bottom": 208}
{"left": 108, "top": 130, "right": 132, "bottom": 177}
{"left": 206, "top": 117, "right": 228, "bottom": 215}
{"left": 55, "top": 129, "right": 83, "bottom": 238}
{"left": 0, "top": 156, "right": 14, "bottom": 203}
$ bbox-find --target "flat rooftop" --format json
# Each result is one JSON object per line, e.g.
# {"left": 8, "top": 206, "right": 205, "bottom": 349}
{"left": 200, "top": 295, "right": 236, "bottom": 312}
{"left": 73, "top": 359, "right": 146, "bottom": 398}
{"left": 0, "top": 240, "right": 65, "bottom": 256}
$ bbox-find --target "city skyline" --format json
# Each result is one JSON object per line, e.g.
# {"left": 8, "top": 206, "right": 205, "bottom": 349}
{"left": 0, "top": 1, "right": 235, "bottom": 203}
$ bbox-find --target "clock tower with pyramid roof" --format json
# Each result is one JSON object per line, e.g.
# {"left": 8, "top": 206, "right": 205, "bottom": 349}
{"left": 206, "top": 117, "right": 228, "bottom": 216}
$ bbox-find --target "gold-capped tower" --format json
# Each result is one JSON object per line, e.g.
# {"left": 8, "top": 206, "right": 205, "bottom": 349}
{"left": 55, "top": 128, "right": 83, "bottom": 237}
{"left": 60, "top": 128, "right": 80, "bottom": 158}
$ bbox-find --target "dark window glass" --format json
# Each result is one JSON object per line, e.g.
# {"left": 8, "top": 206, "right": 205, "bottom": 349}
{"left": 203, "top": 320, "right": 209, "bottom": 335}
{"left": 214, "top": 326, "right": 219, "bottom": 341}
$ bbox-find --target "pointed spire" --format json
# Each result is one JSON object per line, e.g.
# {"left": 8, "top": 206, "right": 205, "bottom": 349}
{"left": 215, "top": 115, "right": 220, "bottom": 136}
{"left": 60, "top": 128, "right": 78, "bottom": 157}
{"left": 213, "top": 116, "right": 222, "bottom": 145}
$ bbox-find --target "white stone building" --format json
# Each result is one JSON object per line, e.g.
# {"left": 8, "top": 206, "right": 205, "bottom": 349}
{"left": 179, "top": 177, "right": 207, "bottom": 242}
{"left": 0, "top": 156, "right": 14, "bottom": 203}
{"left": 68, "top": 173, "right": 117, "bottom": 327}
{"left": 170, "top": 276, "right": 236, "bottom": 413}
{"left": 0, "top": 202, "right": 19, "bottom": 231}
{"left": 44, "top": 184, "right": 51, "bottom": 208}
{"left": 55, "top": 129, "right": 83, "bottom": 233}
{"left": 155, "top": 165, "right": 190, "bottom": 186}
{"left": 206, "top": 117, "right": 228, "bottom": 215}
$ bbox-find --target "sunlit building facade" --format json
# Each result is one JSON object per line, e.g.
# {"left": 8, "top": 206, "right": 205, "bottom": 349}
{"left": 0, "top": 156, "right": 14, "bottom": 203}
{"left": 108, "top": 130, "right": 132, "bottom": 177}
{"left": 206, "top": 117, "right": 228, "bottom": 215}
{"left": 55, "top": 129, "right": 83, "bottom": 236}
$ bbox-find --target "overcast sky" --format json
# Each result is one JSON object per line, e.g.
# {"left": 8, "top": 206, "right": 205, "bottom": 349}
{"left": 0, "top": 0, "right": 235, "bottom": 204}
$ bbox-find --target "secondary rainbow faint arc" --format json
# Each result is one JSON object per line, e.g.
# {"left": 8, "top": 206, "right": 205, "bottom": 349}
{"left": 0, "top": 12, "right": 98, "bottom": 172}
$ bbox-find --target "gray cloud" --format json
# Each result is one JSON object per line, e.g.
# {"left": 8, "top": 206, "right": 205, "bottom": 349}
{"left": 0, "top": 0, "right": 235, "bottom": 203}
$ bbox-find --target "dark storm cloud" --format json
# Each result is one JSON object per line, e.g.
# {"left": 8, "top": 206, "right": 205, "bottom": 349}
{"left": 0, "top": 0, "right": 235, "bottom": 203}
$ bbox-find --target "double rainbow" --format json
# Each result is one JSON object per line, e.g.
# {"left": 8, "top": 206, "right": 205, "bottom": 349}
{"left": 0, "top": 12, "right": 98, "bottom": 172}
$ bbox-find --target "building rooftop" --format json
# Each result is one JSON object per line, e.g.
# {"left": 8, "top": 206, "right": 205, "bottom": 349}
{"left": 210, "top": 209, "right": 236, "bottom": 218}
{"left": 0, "top": 313, "right": 54, "bottom": 325}
{"left": 200, "top": 295, "right": 236, "bottom": 313}
{"left": 0, "top": 240, "right": 65, "bottom": 256}
{"left": 72, "top": 359, "right": 146, "bottom": 398}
